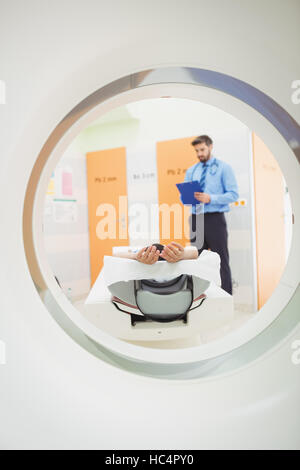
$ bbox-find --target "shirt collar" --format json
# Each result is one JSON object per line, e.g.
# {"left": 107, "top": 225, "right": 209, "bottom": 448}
{"left": 201, "top": 156, "right": 216, "bottom": 166}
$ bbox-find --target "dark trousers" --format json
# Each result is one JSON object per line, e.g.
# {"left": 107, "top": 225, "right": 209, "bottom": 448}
{"left": 189, "top": 212, "right": 232, "bottom": 295}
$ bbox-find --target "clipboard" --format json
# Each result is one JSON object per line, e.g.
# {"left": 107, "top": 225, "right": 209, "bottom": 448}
{"left": 176, "top": 181, "right": 202, "bottom": 205}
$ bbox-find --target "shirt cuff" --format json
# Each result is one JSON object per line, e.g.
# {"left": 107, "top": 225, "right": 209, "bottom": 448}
{"left": 209, "top": 194, "right": 218, "bottom": 204}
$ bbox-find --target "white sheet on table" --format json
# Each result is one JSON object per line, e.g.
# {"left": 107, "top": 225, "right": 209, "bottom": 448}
{"left": 85, "top": 249, "right": 221, "bottom": 305}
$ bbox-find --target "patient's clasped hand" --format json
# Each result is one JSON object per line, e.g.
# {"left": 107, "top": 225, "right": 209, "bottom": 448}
{"left": 115, "top": 242, "right": 198, "bottom": 264}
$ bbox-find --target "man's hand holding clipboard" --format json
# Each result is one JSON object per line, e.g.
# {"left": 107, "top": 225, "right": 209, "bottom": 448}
{"left": 176, "top": 181, "right": 211, "bottom": 205}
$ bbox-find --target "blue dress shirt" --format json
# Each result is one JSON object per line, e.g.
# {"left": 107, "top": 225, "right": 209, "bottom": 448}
{"left": 182, "top": 156, "right": 239, "bottom": 214}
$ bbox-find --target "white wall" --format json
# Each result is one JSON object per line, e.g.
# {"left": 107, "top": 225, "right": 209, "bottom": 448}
{"left": 43, "top": 142, "right": 91, "bottom": 300}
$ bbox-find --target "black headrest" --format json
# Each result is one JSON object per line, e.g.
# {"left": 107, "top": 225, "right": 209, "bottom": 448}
{"left": 140, "top": 275, "right": 189, "bottom": 295}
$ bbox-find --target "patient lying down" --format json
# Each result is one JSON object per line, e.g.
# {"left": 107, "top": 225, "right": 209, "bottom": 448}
{"left": 85, "top": 243, "right": 221, "bottom": 313}
{"left": 110, "top": 242, "right": 210, "bottom": 321}
{"left": 114, "top": 242, "right": 198, "bottom": 264}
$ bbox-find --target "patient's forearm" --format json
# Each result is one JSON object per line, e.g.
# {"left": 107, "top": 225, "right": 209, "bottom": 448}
{"left": 113, "top": 250, "right": 138, "bottom": 260}
{"left": 182, "top": 246, "right": 198, "bottom": 259}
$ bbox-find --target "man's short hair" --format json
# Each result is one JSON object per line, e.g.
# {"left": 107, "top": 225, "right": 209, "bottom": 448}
{"left": 191, "top": 135, "right": 213, "bottom": 147}
{"left": 145, "top": 243, "right": 165, "bottom": 261}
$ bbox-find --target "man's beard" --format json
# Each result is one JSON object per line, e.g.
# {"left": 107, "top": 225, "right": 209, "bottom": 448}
{"left": 199, "top": 151, "right": 211, "bottom": 162}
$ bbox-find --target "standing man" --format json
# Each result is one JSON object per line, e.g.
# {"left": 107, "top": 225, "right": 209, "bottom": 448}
{"left": 182, "top": 135, "right": 239, "bottom": 295}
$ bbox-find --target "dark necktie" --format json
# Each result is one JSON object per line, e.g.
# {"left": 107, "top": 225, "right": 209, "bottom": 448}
{"left": 198, "top": 162, "right": 208, "bottom": 192}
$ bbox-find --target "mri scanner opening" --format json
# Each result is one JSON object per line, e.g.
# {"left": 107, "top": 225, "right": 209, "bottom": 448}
{"left": 40, "top": 97, "right": 294, "bottom": 351}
